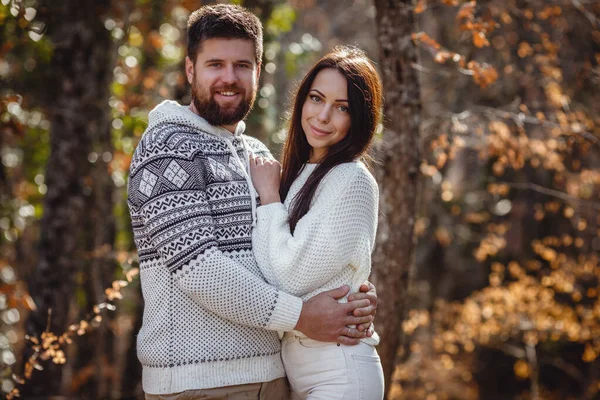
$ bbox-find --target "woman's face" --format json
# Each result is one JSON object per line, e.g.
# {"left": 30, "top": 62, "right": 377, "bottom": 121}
{"left": 301, "top": 68, "right": 351, "bottom": 163}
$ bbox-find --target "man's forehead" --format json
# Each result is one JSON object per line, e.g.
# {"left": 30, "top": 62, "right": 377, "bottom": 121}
{"left": 196, "top": 38, "right": 257, "bottom": 63}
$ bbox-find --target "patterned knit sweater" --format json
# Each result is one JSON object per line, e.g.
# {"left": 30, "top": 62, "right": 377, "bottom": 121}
{"left": 252, "top": 162, "right": 380, "bottom": 345}
{"left": 127, "top": 100, "right": 303, "bottom": 394}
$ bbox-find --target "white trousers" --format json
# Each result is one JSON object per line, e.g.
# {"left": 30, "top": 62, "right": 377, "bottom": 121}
{"left": 281, "top": 333, "right": 385, "bottom": 400}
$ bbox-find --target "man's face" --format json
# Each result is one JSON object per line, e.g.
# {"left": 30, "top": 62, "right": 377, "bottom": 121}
{"left": 185, "top": 38, "right": 260, "bottom": 129}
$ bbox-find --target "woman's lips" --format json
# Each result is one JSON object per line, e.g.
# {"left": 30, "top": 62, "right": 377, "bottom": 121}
{"left": 309, "top": 124, "right": 331, "bottom": 137}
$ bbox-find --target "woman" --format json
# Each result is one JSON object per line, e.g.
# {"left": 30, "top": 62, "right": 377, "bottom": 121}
{"left": 250, "top": 46, "right": 384, "bottom": 400}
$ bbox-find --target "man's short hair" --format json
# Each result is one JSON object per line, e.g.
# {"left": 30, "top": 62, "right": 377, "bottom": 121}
{"left": 187, "top": 4, "right": 263, "bottom": 65}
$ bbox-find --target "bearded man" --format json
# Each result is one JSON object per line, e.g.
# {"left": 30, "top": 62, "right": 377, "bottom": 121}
{"left": 127, "top": 4, "right": 377, "bottom": 399}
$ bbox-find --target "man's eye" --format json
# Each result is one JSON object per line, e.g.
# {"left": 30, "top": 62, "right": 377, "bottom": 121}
{"left": 238, "top": 64, "right": 250, "bottom": 69}
{"left": 209, "top": 63, "right": 222, "bottom": 67}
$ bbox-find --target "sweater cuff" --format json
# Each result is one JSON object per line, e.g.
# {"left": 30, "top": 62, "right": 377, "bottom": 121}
{"left": 267, "top": 290, "right": 303, "bottom": 332}
{"left": 256, "top": 202, "right": 287, "bottom": 221}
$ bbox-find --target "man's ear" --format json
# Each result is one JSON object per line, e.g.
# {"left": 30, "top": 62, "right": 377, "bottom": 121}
{"left": 185, "top": 56, "right": 194, "bottom": 84}
{"left": 255, "top": 63, "right": 261, "bottom": 82}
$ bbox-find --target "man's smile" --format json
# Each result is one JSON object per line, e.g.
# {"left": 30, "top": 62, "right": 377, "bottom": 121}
{"left": 218, "top": 91, "right": 238, "bottom": 96}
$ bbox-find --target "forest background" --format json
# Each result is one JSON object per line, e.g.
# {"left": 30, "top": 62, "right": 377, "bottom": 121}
{"left": 0, "top": 0, "right": 599, "bottom": 399}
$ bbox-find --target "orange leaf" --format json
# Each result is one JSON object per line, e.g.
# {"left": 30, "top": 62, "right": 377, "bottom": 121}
{"left": 456, "top": 1, "right": 476, "bottom": 21}
{"left": 434, "top": 50, "right": 454, "bottom": 63}
{"left": 412, "top": 32, "right": 441, "bottom": 50}
{"left": 126, "top": 268, "right": 140, "bottom": 282}
{"left": 470, "top": 63, "right": 499, "bottom": 88}
{"left": 472, "top": 31, "right": 490, "bottom": 48}
{"left": 415, "top": 0, "right": 427, "bottom": 14}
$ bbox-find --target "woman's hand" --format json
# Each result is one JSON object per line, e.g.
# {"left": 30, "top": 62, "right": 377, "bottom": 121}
{"left": 249, "top": 154, "right": 281, "bottom": 205}
{"left": 349, "top": 281, "right": 378, "bottom": 335}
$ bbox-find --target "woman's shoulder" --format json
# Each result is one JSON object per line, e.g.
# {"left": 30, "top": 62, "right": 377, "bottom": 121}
{"left": 325, "top": 161, "right": 378, "bottom": 188}
{"left": 308, "top": 161, "right": 378, "bottom": 209}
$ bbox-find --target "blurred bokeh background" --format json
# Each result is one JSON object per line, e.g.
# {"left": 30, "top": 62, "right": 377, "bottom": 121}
{"left": 0, "top": 0, "right": 599, "bottom": 398}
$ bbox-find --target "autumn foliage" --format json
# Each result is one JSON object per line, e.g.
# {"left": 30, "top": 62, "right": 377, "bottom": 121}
{"left": 393, "top": 0, "right": 600, "bottom": 399}
{"left": 0, "top": 0, "right": 599, "bottom": 398}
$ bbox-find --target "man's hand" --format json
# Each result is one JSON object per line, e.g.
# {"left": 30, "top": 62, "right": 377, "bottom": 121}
{"left": 294, "top": 286, "right": 374, "bottom": 345}
{"left": 348, "top": 281, "right": 378, "bottom": 334}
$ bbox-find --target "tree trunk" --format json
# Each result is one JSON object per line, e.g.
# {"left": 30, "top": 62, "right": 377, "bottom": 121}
{"left": 372, "top": 0, "right": 422, "bottom": 396}
{"left": 24, "top": 0, "right": 115, "bottom": 396}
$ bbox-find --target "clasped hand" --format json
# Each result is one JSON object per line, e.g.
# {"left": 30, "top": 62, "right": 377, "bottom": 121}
{"left": 249, "top": 154, "right": 281, "bottom": 205}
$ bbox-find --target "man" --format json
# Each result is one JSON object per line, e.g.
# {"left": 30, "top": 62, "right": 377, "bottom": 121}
{"left": 127, "top": 4, "right": 377, "bottom": 399}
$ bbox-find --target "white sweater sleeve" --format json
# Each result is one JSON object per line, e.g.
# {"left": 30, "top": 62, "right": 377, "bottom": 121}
{"left": 252, "top": 164, "right": 379, "bottom": 297}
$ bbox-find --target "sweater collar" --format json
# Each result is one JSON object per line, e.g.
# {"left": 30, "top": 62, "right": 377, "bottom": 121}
{"left": 147, "top": 100, "right": 246, "bottom": 141}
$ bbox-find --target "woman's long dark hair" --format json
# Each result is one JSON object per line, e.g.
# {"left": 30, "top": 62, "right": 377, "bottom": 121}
{"left": 280, "top": 46, "right": 383, "bottom": 232}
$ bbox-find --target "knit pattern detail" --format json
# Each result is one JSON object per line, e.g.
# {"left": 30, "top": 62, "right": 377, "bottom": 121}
{"left": 252, "top": 162, "right": 380, "bottom": 345}
{"left": 127, "top": 101, "right": 302, "bottom": 394}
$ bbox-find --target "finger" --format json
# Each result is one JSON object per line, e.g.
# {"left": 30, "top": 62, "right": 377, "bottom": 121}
{"left": 357, "top": 322, "right": 371, "bottom": 332}
{"left": 336, "top": 336, "right": 360, "bottom": 346}
{"left": 367, "top": 324, "right": 375, "bottom": 337}
{"left": 342, "top": 299, "right": 370, "bottom": 313}
{"left": 349, "top": 293, "right": 377, "bottom": 312}
{"left": 347, "top": 292, "right": 371, "bottom": 302}
{"left": 358, "top": 282, "right": 371, "bottom": 293}
{"left": 326, "top": 285, "right": 351, "bottom": 300}
{"left": 341, "top": 327, "right": 367, "bottom": 339}
{"left": 353, "top": 304, "right": 375, "bottom": 317}
{"left": 344, "top": 314, "right": 373, "bottom": 326}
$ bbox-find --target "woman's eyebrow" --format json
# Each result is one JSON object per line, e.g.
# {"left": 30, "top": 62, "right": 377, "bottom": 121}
{"left": 310, "top": 89, "right": 348, "bottom": 102}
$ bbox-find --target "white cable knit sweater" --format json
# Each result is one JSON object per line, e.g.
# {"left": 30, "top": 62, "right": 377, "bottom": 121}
{"left": 127, "top": 100, "right": 303, "bottom": 394}
{"left": 252, "top": 161, "right": 380, "bottom": 345}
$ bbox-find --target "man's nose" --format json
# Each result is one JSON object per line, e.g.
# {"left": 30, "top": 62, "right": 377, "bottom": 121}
{"left": 220, "top": 65, "right": 237, "bottom": 84}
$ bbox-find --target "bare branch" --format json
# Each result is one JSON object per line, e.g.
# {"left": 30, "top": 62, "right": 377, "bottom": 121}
{"left": 472, "top": 106, "right": 600, "bottom": 147}
{"left": 497, "top": 181, "right": 600, "bottom": 211}
{"left": 540, "top": 356, "right": 586, "bottom": 383}
{"left": 526, "top": 343, "right": 540, "bottom": 400}
{"left": 572, "top": 0, "right": 600, "bottom": 27}
{"left": 411, "top": 62, "right": 452, "bottom": 77}
{"left": 495, "top": 342, "right": 526, "bottom": 358}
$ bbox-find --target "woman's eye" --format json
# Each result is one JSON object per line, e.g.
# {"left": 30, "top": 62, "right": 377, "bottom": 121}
{"left": 337, "top": 105, "right": 349, "bottom": 113}
{"left": 310, "top": 95, "right": 321, "bottom": 103}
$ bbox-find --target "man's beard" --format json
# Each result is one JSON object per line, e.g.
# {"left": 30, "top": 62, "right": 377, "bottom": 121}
{"left": 191, "top": 78, "right": 256, "bottom": 126}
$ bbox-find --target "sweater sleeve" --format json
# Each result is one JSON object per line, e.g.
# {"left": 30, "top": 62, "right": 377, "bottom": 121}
{"left": 129, "top": 142, "right": 302, "bottom": 332}
{"left": 252, "top": 165, "right": 379, "bottom": 297}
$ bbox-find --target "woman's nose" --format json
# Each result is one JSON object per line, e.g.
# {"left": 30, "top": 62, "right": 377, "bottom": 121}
{"left": 317, "top": 106, "right": 331, "bottom": 123}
